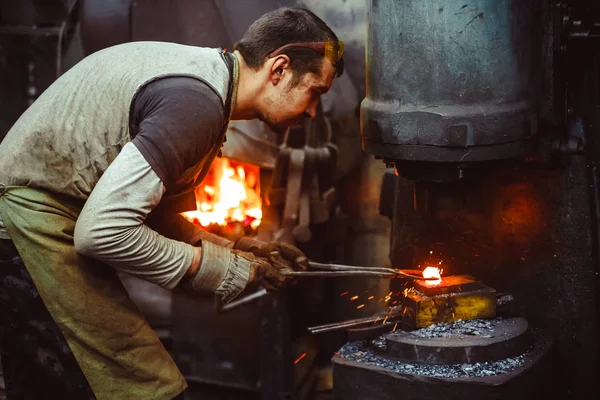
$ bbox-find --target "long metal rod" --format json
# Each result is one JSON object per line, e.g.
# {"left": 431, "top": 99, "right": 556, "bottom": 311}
{"left": 284, "top": 270, "right": 398, "bottom": 278}
{"left": 305, "top": 261, "right": 436, "bottom": 280}
{"left": 219, "top": 288, "right": 269, "bottom": 312}
{"left": 308, "top": 261, "right": 400, "bottom": 274}
{"left": 307, "top": 315, "right": 384, "bottom": 334}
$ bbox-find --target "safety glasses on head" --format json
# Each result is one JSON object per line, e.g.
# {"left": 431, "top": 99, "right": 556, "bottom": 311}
{"left": 267, "top": 41, "right": 345, "bottom": 64}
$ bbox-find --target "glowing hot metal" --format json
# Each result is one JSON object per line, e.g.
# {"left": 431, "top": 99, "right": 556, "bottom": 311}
{"left": 422, "top": 266, "right": 442, "bottom": 285}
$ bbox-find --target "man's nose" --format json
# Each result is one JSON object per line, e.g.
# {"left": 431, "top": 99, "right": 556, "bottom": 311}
{"left": 305, "top": 102, "right": 318, "bottom": 119}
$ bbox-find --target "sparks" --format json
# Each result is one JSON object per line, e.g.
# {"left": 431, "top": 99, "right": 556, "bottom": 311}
{"left": 350, "top": 295, "right": 359, "bottom": 301}
{"left": 357, "top": 304, "right": 365, "bottom": 309}
{"left": 294, "top": 353, "right": 307, "bottom": 364}
{"left": 340, "top": 291, "right": 349, "bottom": 296}
{"left": 368, "top": 296, "right": 374, "bottom": 300}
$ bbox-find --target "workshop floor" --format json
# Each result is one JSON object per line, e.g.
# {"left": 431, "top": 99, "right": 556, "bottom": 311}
{"left": 184, "top": 366, "right": 335, "bottom": 400}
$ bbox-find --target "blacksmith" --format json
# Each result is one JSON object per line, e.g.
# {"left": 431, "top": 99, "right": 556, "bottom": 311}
{"left": 0, "top": 7, "right": 343, "bottom": 399}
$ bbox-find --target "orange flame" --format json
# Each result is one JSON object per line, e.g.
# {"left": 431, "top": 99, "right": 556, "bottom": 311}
{"left": 182, "top": 158, "right": 262, "bottom": 228}
{"left": 422, "top": 266, "right": 442, "bottom": 285}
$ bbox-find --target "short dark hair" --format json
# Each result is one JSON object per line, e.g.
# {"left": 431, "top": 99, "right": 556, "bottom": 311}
{"left": 234, "top": 7, "right": 344, "bottom": 85}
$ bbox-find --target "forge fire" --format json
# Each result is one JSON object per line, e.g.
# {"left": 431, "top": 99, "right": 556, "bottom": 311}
{"left": 182, "top": 158, "right": 262, "bottom": 229}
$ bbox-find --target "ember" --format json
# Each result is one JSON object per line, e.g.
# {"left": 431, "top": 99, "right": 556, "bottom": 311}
{"left": 182, "top": 158, "right": 262, "bottom": 229}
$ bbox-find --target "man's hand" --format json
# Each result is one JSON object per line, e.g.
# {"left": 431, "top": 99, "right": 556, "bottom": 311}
{"left": 234, "top": 249, "right": 288, "bottom": 291}
{"left": 189, "top": 241, "right": 300, "bottom": 303}
{"left": 234, "top": 237, "right": 309, "bottom": 271}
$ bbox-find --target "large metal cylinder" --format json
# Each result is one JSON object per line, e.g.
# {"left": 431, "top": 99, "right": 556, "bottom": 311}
{"left": 361, "top": 0, "right": 540, "bottom": 167}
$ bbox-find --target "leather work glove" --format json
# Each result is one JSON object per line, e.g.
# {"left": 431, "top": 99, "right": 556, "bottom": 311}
{"left": 189, "top": 241, "right": 291, "bottom": 303}
{"left": 233, "top": 237, "right": 309, "bottom": 272}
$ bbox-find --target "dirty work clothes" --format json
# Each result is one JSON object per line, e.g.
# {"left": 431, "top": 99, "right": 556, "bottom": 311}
{"left": 0, "top": 239, "right": 96, "bottom": 400}
{"left": 0, "top": 42, "right": 233, "bottom": 200}
{"left": 0, "top": 241, "right": 187, "bottom": 400}
{"left": 0, "top": 187, "right": 187, "bottom": 399}
{"left": 0, "top": 42, "right": 238, "bottom": 398}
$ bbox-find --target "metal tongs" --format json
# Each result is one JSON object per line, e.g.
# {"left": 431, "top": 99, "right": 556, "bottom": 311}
{"left": 218, "top": 261, "right": 435, "bottom": 313}
{"left": 283, "top": 261, "right": 436, "bottom": 281}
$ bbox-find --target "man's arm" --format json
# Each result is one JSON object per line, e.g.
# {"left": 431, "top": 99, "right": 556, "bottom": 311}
{"left": 145, "top": 211, "right": 233, "bottom": 248}
{"left": 74, "top": 76, "right": 226, "bottom": 289}
{"left": 74, "top": 76, "right": 302, "bottom": 300}
{"left": 73, "top": 142, "right": 286, "bottom": 300}
{"left": 74, "top": 142, "right": 204, "bottom": 288}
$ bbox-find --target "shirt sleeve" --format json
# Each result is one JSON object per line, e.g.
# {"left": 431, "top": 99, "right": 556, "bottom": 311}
{"left": 130, "top": 76, "right": 225, "bottom": 192}
{"left": 74, "top": 142, "right": 193, "bottom": 289}
{"left": 145, "top": 211, "right": 234, "bottom": 248}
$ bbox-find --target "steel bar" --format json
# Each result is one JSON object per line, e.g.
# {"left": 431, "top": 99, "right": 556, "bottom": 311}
{"left": 284, "top": 270, "right": 399, "bottom": 278}
{"left": 308, "top": 261, "right": 400, "bottom": 274}
{"left": 307, "top": 261, "right": 436, "bottom": 280}
{"left": 219, "top": 288, "right": 269, "bottom": 312}
{"left": 308, "top": 315, "right": 385, "bottom": 334}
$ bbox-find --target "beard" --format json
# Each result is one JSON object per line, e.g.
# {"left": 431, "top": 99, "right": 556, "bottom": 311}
{"left": 258, "top": 86, "right": 303, "bottom": 134}
{"left": 258, "top": 110, "right": 292, "bottom": 134}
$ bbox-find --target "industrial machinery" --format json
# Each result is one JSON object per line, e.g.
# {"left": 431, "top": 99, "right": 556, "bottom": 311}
{"left": 329, "top": 0, "right": 600, "bottom": 399}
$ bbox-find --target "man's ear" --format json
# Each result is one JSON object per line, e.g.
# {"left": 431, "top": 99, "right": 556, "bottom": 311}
{"left": 270, "top": 55, "right": 290, "bottom": 86}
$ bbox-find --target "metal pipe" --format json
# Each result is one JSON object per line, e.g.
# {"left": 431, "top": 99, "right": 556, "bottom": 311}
{"left": 284, "top": 270, "right": 397, "bottom": 278}
{"left": 218, "top": 288, "right": 268, "bottom": 312}
{"left": 307, "top": 315, "right": 385, "bottom": 334}
{"left": 308, "top": 261, "right": 399, "bottom": 274}
{"left": 306, "top": 261, "right": 436, "bottom": 280}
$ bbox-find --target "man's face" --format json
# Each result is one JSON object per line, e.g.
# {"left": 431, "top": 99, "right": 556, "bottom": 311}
{"left": 258, "top": 59, "right": 336, "bottom": 133}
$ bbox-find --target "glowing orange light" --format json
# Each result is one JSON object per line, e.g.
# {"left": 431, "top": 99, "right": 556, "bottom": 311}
{"left": 294, "top": 353, "right": 307, "bottom": 364}
{"left": 422, "top": 266, "right": 442, "bottom": 285}
{"left": 182, "top": 159, "right": 262, "bottom": 228}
